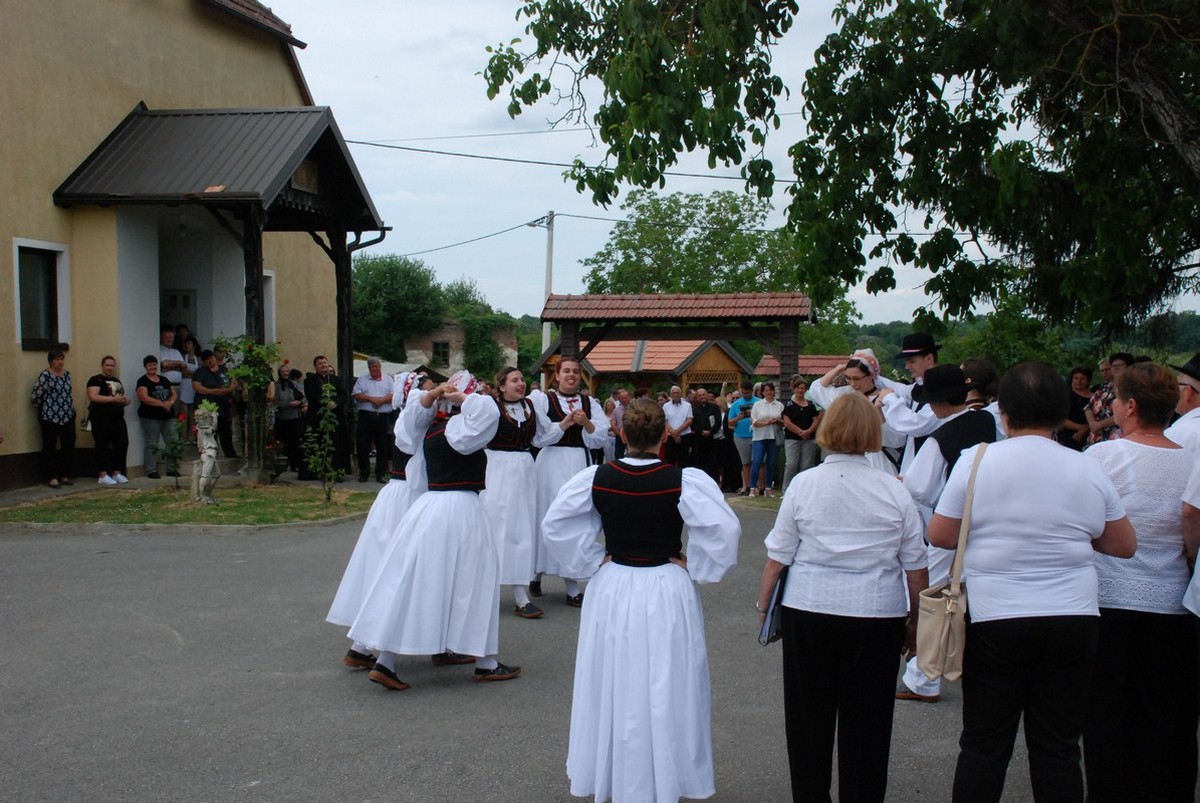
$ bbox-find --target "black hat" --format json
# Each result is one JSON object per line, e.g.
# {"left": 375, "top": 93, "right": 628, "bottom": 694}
{"left": 1170, "top": 352, "right": 1200, "bottom": 383}
{"left": 895, "top": 332, "right": 939, "bottom": 360}
{"left": 912, "top": 365, "right": 970, "bottom": 404}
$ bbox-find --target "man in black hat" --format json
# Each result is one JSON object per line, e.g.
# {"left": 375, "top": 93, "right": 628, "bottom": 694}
{"left": 895, "top": 364, "right": 997, "bottom": 704}
{"left": 1166, "top": 352, "right": 1200, "bottom": 453}
{"left": 875, "top": 332, "right": 942, "bottom": 473}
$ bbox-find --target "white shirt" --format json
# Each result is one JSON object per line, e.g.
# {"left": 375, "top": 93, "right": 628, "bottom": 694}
{"left": 1180, "top": 460, "right": 1200, "bottom": 615}
{"left": 902, "top": 408, "right": 973, "bottom": 518}
{"left": 1165, "top": 407, "right": 1200, "bottom": 454}
{"left": 663, "top": 399, "right": 693, "bottom": 436}
{"left": 529, "top": 389, "right": 609, "bottom": 450}
{"left": 1086, "top": 439, "right": 1191, "bottom": 614}
{"left": 750, "top": 398, "right": 784, "bottom": 442}
{"left": 879, "top": 376, "right": 939, "bottom": 472}
{"left": 159, "top": 345, "right": 184, "bottom": 385}
{"left": 807, "top": 381, "right": 906, "bottom": 474}
{"left": 352, "top": 373, "right": 395, "bottom": 413}
{"left": 935, "top": 436, "right": 1125, "bottom": 622}
{"left": 765, "top": 454, "right": 927, "bottom": 618}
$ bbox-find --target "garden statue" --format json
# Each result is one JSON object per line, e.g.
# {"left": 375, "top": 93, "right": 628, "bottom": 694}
{"left": 192, "top": 403, "right": 221, "bottom": 504}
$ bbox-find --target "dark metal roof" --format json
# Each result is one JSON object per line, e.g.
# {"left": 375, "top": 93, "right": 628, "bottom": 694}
{"left": 54, "top": 103, "right": 384, "bottom": 232}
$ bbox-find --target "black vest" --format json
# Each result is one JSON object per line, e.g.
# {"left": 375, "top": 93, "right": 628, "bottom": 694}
{"left": 591, "top": 461, "right": 684, "bottom": 566}
{"left": 488, "top": 397, "right": 536, "bottom": 452}
{"left": 932, "top": 409, "right": 997, "bottom": 477}
{"left": 389, "top": 446, "right": 412, "bottom": 481}
{"left": 546, "top": 392, "right": 591, "bottom": 449}
{"left": 423, "top": 415, "right": 487, "bottom": 493}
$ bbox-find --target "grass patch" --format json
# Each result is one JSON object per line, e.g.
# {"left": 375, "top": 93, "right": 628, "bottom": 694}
{"left": 0, "top": 484, "right": 376, "bottom": 526}
{"left": 731, "top": 494, "right": 783, "bottom": 513}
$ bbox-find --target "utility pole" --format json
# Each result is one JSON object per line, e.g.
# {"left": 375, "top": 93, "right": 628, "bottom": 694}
{"left": 542, "top": 210, "right": 555, "bottom": 352}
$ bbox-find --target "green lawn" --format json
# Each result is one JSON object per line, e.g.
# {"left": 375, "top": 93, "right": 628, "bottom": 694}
{"left": 0, "top": 485, "right": 376, "bottom": 526}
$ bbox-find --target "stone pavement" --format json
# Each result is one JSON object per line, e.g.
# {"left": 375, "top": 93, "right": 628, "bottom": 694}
{"left": 0, "top": 498, "right": 1043, "bottom": 801}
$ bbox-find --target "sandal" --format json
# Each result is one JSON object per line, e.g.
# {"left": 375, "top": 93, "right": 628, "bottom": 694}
{"left": 48, "top": 479, "right": 60, "bottom": 489}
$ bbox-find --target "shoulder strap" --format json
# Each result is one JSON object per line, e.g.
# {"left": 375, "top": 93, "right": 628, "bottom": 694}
{"left": 947, "top": 442, "right": 988, "bottom": 594}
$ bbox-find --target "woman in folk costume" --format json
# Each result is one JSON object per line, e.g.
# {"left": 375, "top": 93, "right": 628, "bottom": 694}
{"left": 481, "top": 366, "right": 546, "bottom": 619}
{"left": 348, "top": 371, "right": 521, "bottom": 690}
{"left": 809, "top": 347, "right": 907, "bottom": 475}
{"left": 326, "top": 371, "right": 432, "bottom": 669}
{"left": 542, "top": 398, "right": 741, "bottom": 802}
{"left": 529, "top": 357, "right": 610, "bottom": 606}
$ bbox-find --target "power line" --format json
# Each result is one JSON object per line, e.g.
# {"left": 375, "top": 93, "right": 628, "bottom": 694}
{"left": 344, "top": 139, "right": 788, "bottom": 183}
{"left": 399, "top": 219, "right": 543, "bottom": 257}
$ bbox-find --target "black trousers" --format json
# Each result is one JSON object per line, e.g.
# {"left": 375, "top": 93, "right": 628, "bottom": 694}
{"left": 691, "top": 433, "right": 719, "bottom": 481}
{"left": 216, "top": 406, "right": 237, "bottom": 458}
{"left": 1083, "top": 607, "right": 1198, "bottom": 802}
{"left": 953, "top": 615, "right": 1098, "bottom": 803}
{"left": 663, "top": 432, "right": 693, "bottom": 467}
{"left": 781, "top": 607, "right": 905, "bottom": 803}
{"left": 91, "top": 415, "right": 128, "bottom": 474}
{"left": 275, "top": 416, "right": 305, "bottom": 471}
{"left": 40, "top": 417, "right": 76, "bottom": 480}
{"left": 355, "top": 410, "right": 392, "bottom": 480}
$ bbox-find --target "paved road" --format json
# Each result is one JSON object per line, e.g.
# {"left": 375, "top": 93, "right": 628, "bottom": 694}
{"left": 0, "top": 502, "right": 1040, "bottom": 801}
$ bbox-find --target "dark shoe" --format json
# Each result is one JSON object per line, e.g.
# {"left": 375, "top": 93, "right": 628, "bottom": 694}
{"left": 376, "top": 477, "right": 387, "bottom": 484}
{"left": 514, "top": 602, "right": 544, "bottom": 619}
{"left": 565, "top": 593, "right": 584, "bottom": 608}
{"left": 529, "top": 580, "right": 543, "bottom": 598}
{"left": 368, "top": 663, "right": 410, "bottom": 691}
{"left": 895, "top": 680, "right": 939, "bottom": 703}
{"left": 474, "top": 662, "right": 521, "bottom": 683}
{"left": 431, "top": 650, "right": 476, "bottom": 666}
{"left": 224, "top": 452, "right": 239, "bottom": 460}
{"left": 146, "top": 471, "right": 161, "bottom": 479}
{"left": 343, "top": 649, "right": 376, "bottom": 670}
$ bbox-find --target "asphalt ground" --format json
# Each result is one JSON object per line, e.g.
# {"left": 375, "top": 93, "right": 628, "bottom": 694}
{"left": 0, "top": 496, "right": 1044, "bottom": 802}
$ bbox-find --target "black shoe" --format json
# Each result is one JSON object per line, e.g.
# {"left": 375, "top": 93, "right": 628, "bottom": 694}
{"left": 565, "top": 592, "right": 584, "bottom": 608}
{"left": 514, "top": 602, "right": 544, "bottom": 619}
{"left": 343, "top": 649, "right": 376, "bottom": 670}
{"left": 368, "top": 663, "right": 410, "bottom": 691}
{"left": 474, "top": 662, "right": 521, "bottom": 683}
{"left": 60, "top": 478, "right": 74, "bottom": 486}
{"left": 529, "top": 580, "right": 543, "bottom": 598}
{"left": 431, "top": 651, "right": 476, "bottom": 666}
{"left": 146, "top": 471, "right": 161, "bottom": 479}
{"left": 376, "top": 477, "right": 387, "bottom": 484}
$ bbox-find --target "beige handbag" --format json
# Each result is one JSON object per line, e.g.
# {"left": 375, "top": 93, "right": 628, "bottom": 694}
{"left": 916, "top": 442, "right": 988, "bottom": 682}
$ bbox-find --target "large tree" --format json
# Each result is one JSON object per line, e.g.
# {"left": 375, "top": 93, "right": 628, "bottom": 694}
{"left": 484, "top": 1, "right": 1200, "bottom": 333}
{"left": 581, "top": 189, "right": 811, "bottom": 293}
{"left": 351, "top": 255, "right": 445, "bottom": 359}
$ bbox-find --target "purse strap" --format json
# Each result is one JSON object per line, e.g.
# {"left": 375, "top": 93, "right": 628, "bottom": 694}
{"left": 947, "top": 442, "right": 988, "bottom": 594}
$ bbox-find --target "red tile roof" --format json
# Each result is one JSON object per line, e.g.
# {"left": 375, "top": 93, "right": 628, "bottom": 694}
{"left": 197, "top": 0, "right": 305, "bottom": 47}
{"left": 541, "top": 293, "right": 811, "bottom": 322}
{"left": 755, "top": 354, "right": 848, "bottom": 377}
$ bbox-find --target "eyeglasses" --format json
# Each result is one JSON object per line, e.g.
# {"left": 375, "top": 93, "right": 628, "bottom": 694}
{"left": 845, "top": 373, "right": 868, "bottom": 382}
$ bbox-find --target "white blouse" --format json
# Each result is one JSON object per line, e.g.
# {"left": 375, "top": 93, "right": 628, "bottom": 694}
{"left": 764, "top": 454, "right": 927, "bottom": 618}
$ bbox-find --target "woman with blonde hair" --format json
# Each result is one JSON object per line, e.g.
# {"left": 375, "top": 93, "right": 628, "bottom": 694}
{"left": 759, "top": 392, "right": 928, "bottom": 802}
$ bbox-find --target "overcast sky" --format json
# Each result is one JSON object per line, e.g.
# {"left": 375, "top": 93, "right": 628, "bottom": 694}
{"left": 268, "top": 1, "right": 1195, "bottom": 326}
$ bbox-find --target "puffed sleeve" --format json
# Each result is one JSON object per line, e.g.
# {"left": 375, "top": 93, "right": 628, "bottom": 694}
{"left": 881, "top": 392, "right": 939, "bottom": 437}
{"left": 530, "top": 389, "right": 564, "bottom": 448}
{"left": 807, "top": 380, "right": 846, "bottom": 410}
{"left": 444, "top": 393, "right": 501, "bottom": 455}
{"left": 902, "top": 439, "right": 948, "bottom": 514}
{"left": 394, "top": 389, "right": 433, "bottom": 443}
{"left": 581, "top": 396, "right": 610, "bottom": 449}
{"left": 679, "top": 468, "right": 741, "bottom": 583}
{"left": 541, "top": 465, "right": 606, "bottom": 579}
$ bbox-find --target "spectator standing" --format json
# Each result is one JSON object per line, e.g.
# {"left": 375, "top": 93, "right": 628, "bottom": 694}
{"left": 352, "top": 356, "right": 395, "bottom": 483}
{"left": 611, "top": 387, "right": 629, "bottom": 460}
{"left": 1085, "top": 352, "right": 1133, "bottom": 444}
{"left": 31, "top": 349, "right": 76, "bottom": 488}
{"left": 137, "top": 356, "right": 179, "bottom": 479}
{"left": 158, "top": 324, "right": 185, "bottom": 413}
{"left": 662, "top": 385, "right": 693, "bottom": 466}
{"left": 178, "top": 336, "right": 202, "bottom": 441}
{"left": 726, "top": 381, "right": 758, "bottom": 494}
{"left": 781, "top": 375, "right": 821, "bottom": 490}
{"left": 191, "top": 350, "right": 238, "bottom": 459}
{"left": 274, "top": 365, "right": 306, "bottom": 473}
{"left": 1056, "top": 366, "right": 1093, "bottom": 450}
{"left": 1165, "top": 352, "right": 1200, "bottom": 452}
{"left": 86, "top": 355, "right": 131, "bottom": 485}
{"left": 304, "top": 355, "right": 351, "bottom": 477}
{"left": 690, "top": 387, "right": 722, "bottom": 482}
{"left": 748, "top": 381, "right": 784, "bottom": 497}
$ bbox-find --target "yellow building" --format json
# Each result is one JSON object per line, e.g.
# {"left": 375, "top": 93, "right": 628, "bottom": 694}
{"left": 1, "top": 0, "right": 383, "bottom": 487}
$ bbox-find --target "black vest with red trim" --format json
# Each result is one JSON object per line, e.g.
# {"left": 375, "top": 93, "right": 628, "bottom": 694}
{"left": 591, "top": 460, "right": 684, "bottom": 566}
{"left": 423, "top": 414, "right": 487, "bottom": 493}
{"left": 389, "top": 445, "right": 412, "bottom": 480}
{"left": 488, "top": 397, "right": 536, "bottom": 452}
{"left": 546, "top": 392, "right": 591, "bottom": 449}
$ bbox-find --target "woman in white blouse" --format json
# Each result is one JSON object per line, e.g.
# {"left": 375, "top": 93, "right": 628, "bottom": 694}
{"left": 1081, "top": 362, "right": 1196, "bottom": 800}
{"left": 748, "top": 381, "right": 784, "bottom": 496}
{"left": 758, "top": 392, "right": 928, "bottom": 802}
{"left": 928, "top": 362, "right": 1135, "bottom": 802}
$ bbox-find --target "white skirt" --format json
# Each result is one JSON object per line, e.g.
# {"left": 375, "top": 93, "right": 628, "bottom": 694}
{"left": 347, "top": 490, "right": 500, "bottom": 658}
{"left": 568, "top": 561, "right": 715, "bottom": 802}
{"left": 325, "top": 478, "right": 414, "bottom": 627}
{"left": 534, "top": 445, "right": 592, "bottom": 576}
{"left": 482, "top": 449, "right": 538, "bottom": 585}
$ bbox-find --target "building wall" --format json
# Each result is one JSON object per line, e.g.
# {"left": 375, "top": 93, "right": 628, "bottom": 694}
{"left": 405, "top": 323, "right": 519, "bottom": 375}
{"left": 0, "top": 0, "right": 336, "bottom": 484}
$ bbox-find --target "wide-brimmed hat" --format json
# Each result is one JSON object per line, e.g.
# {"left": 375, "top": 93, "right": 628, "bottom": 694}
{"left": 895, "top": 332, "right": 940, "bottom": 360}
{"left": 1170, "top": 352, "right": 1200, "bottom": 383}
{"left": 912, "top": 365, "right": 970, "bottom": 404}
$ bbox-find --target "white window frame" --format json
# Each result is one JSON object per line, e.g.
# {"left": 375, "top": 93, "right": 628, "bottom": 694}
{"left": 13, "top": 237, "right": 71, "bottom": 347}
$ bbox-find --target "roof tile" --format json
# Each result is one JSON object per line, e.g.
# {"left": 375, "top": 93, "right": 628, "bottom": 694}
{"left": 542, "top": 293, "right": 811, "bottom": 322}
